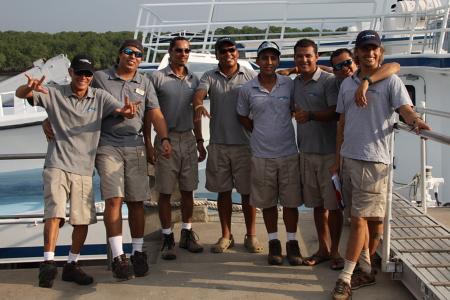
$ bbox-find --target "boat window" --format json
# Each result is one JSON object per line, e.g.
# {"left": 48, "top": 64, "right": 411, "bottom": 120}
{"left": 405, "top": 85, "right": 416, "bottom": 106}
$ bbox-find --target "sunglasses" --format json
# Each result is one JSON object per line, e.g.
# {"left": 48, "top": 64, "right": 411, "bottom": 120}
{"left": 333, "top": 59, "right": 353, "bottom": 71}
{"left": 173, "top": 48, "right": 191, "bottom": 54}
{"left": 122, "top": 47, "right": 144, "bottom": 58}
{"left": 218, "top": 47, "right": 237, "bottom": 54}
{"left": 74, "top": 70, "right": 93, "bottom": 77}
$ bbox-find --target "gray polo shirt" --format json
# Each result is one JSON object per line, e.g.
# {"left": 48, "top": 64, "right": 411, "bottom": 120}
{"left": 93, "top": 67, "right": 160, "bottom": 147}
{"left": 237, "top": 74, "right": 298, "bottom": 159}
{"left": 294, "top": 68, "right": 338, "bottom": 154}
{"left": 197, "top": 65, "right": 257, "bottom": 144}
{"left": 32, "top": 85, "right": 122, "bottom": 176}
{"left": 336, "top": 73, "right": 412, "bottom": 164}
{"left": 151, "top": 66, "right": 199, "bottom": 132}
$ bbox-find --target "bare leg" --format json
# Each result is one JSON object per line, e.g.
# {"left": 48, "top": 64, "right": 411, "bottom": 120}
{"left": 262, "top": 206, "right": 278, "bottom": 233}
{"left": 70, "top": 225, "right": 88, "bottom": 254}
{"left": 217, "top": 191, "right": 232, "bottom": 238}
{"left": 158, "top": 193, "right": 172, "bottom": 229}
{"left": 283, "top": 207, "right": 299, "bottom": 233}
{"left": 103, "top": 197, "right": 123, "bottom": 237}
{"left": 313, "top": 206, "right": 331, "bottom": 256}
{"left": 127, "top": 201, "right": 145, "bottom": 238}
{"left": 241, "top": 194, "right": 257, "bottom": 236}
{"left": 180, "top": 190, "right": 194, "bottom": 224}
{"left": 329, "top": 209, "right": 343, "bottom": 258}
{"left": 345, "top": 216, "right": 368, "bottom": 262}
{"left": 43, "top": 218, "right": 62, "bottom": 252}
{"left": 368, "top": 220, "right": 383, "bottom": 257}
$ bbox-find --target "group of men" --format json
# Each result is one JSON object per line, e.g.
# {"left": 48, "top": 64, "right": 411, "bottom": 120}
{"left": 16, "top": 29, "right": 430, "bottom": 300}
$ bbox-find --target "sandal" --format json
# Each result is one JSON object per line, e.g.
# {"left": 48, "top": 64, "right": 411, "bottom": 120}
{"left": 302, "top": 253, "right": 331, "bottom": 266}
{"left": 244, "top": 234, "right": 263, "bottom": 253}
{"left": 210, "top": 235, "right": 234, "bottom": 253}
{"left": 330, "top": 256, "right": 345, "bottom": 270}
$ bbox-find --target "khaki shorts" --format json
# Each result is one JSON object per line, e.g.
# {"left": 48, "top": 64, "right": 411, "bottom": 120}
{"left": 206, "top": 144, "right": 251, "bottom": 195}
{"left": 300, "top": 153, "right": 339, "bottom": 210}
{"left": 43, "top": 167, "right": 96, "bottom": 225}
{"left": 155, "top": 131, "right": 198, "bottom": 194}
{"left": 341, "top": 158, "right": 389, "bottom": 218}
{"left": 250, "top": 154, "right": 302, "bottom": 209}
{"left": 95, "top": 145, "right": 149, "bottom": 202}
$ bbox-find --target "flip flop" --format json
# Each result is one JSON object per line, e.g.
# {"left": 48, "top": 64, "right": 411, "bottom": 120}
{"left": 303, "top": 253, "right": 331, "bottom": 266}
{"left": 330, "top": 257, "right": 345, "bottom": 270}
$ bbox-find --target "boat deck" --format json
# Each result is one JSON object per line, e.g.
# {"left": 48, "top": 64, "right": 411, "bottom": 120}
{"left": 390, "top": 194, "right": 450, "bottom": 300}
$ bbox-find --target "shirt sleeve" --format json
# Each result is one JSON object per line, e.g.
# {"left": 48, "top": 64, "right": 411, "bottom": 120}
{"left": 144, "top": 79, "right": 160, "bottom": 110}
{"left": 236, "top": 85, "right": 250, "bottom": 117}
{"left": 389, "top": 75, "right": 413, "bottom": 110}
{"left": 31, "top": 85, "right": 56, "bottom": 108}
{"left": 325, "top": 76, "right": 338, "bottom": 107}
{"left": 97, "top": 89, "right": 123, "bottom": 118}
{"left": 336, "top": 86, "right": 345, "bottom": 114}
{"left": 197, "top": 71, "right": 211, "bottom": 92}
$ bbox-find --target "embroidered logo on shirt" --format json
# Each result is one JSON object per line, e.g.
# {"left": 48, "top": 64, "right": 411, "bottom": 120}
{"left": 135, "top": 88, "right": 145, "bottom": 96}
{"left": 87, "top": 107, "right": 96, "bottom": 112}
{"left": 278, "top": 96, "right": 289, "bottom": 101}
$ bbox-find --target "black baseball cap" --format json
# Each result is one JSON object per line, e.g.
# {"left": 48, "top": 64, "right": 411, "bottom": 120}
{"left": 215, "top": 37, "right": 236, "bottom": 51}
{"left": 257, "top": 41, "right": 281, "bottom": 56}
{"left": 119, "top": 39, "right": 144, "bottom": 52}
{"left": 355, "top": 30, "right": 381, "bottom": 48}
{"left": 70, "top": 54, "right": 95, "bottom": 74}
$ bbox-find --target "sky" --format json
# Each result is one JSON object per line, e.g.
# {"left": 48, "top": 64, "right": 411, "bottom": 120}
{"left": 0, "top": 0, "right": 391, "bottom": 33}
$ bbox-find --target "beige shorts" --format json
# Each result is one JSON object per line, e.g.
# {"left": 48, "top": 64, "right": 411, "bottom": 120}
{"left": 341, "top": 158, "right": 389, "bottom": 218}
{"left": 95, "top": 145, "right": 149, "bottom": 202}
{"left": 155, "top": 131, "right": 198, "bottom": 194}
{"left": 43, "top": 167, "right": 96, "bottom": 225}
{"left": 250, "top": 154, "right": 302, "bottom": 209}
{"left": 300, "top": 153, "right": 339, "bottom": 210}
{"left": 206, "top": 144, "right": 251, "bottom": 195}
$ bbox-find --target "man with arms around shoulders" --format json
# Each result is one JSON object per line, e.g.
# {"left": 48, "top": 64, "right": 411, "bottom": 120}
{"left": 331, "top": 30, "right": 430, "bottom": 300}
{"left": 16, "top": 54, "right": 139, "bottom": 288}
{"left": 150, "top": 37, "right": 206, "bottom": 260}
{"left": 192, "top": 37, "right": 262, "bottom": 254}
{"left": 237, "top": 41, "right": 303, "bottom": 266}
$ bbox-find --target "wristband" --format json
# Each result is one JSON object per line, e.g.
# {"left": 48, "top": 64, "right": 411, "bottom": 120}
{"left": 194, "top": 104, "right": 205, "bottom": 111}
{"left": 196, "top": 138, "right": 204, "bottom": 144}
{"left": 308, "top": 111, "right": 315, "bottom": 121}
{"left": 362, "top": 76, "right": 373, "bottom": 85}
{"left": 161, "top": 137, "right": 171, "bottom": 144}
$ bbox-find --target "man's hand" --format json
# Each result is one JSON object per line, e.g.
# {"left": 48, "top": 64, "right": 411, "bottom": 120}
{"left": 329, "top": 162, "right": 340, "bottom": 176}
{"left": 194, "top": 105, "right": 210, "bottom": 122}
{"left": 42, "top": 118, "right": 54, "bottom": 141}
{"left": 25, "top": 74, "right": 48, "bottom": 94}
{"left": 294, "top": 108, "right": 309, "bottom": 123}
{"left": 161, "top": 139, "right": 172, "bottom": 159}
{"left": 411, "top": 117, "right": 431, "bottom": 134}
{"left": 116, "top": 96, "right": 141, "bottom": 119}
{"left": 355, "top": 79, "right": 369, "bottom": 107}
{"left": 146, "top": 145, "right": 156, "bottom": 164}
{"left": 197, "top": 141, "right": 206, "bottom": 162}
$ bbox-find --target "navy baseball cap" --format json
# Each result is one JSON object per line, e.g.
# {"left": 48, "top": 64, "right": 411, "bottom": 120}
{"left": 355, "top": 30, "right": 381, "bottom": 48}
{"left": 215, "top": 37, "right": 236, "bottom": 51}
{"left": 257, "top": 41, "right": 281, "bottom": 56}
{"left": 70, "top": 54, "right": 95, "bottom": 74}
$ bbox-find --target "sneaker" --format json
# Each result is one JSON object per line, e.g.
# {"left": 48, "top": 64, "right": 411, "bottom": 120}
{"left": 351, "top": 269, "right": 376, "bottom": 290}
{"left": 112, "top": 254, "right": 134, "bottom": 281}
{"left": 331, "top": 279, "right": 352, "bottom": 300}
{"left": 161, "top": 233, "right": 176, "bottom": 260}
{"left": 267, "top": 239, "right": 283, "bottom": 265}
{"left": 62, "top": 261, "right": 93, "bottom": 285}
{"left": 244, "top": 234, "right": 263, "bottom": 253}
{"left": 210, "top": 235, "right": 234, "bottom": 253}
{"left": 286, "top": 240, "right": 303, "bottom": 266}
{"left": 38, "top": 260, "right": 58, "bottom": 288}
{"left": 179, "top": 228, "right": 204, "bottom": 253}
{"left": 130, "top": 251, "right": 149, "bottom": 277}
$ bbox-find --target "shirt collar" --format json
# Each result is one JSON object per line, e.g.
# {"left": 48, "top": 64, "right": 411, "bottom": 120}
{"left": 163, "top": 65, "right": 193, "bottom": 79}
{"left": 299, "top": 67, "right": 322, "bottom": 82}
{"left": 108, "top": 66, "right": 142, "bottom": 83}
{"left": 64, "top": 85, "right": 94, "bottom": 100}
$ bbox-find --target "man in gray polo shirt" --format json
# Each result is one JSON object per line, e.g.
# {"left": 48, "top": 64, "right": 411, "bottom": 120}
{"left": 331, "top": 30, "right": 430, "bottom": 300}
{"left": 16, "top": 54, "right": 138, "bottom": 288}
{"left": 192, "top": 37, "right": 262, "bottom": 254}
{"left": 293, "top": 38, "right": 343, "bottom": 270}
{"left": 237, "top": 41, "right": 302, "bottom": 266}
{"left": 150, "top": 37, "right": 205, "bottom": 260}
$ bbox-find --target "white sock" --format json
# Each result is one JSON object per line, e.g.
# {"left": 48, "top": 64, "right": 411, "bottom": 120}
{"left": 338, "top": 260, "right": 357, "bottom": 285}
{"left": 67, "top": 251, "right": 79, "bottom": 263}
{"left": 44, "top": 251, "right": 55, "bottom": 261}
{"left": 182, "top": 223, "right": 192, "bottom": 230}
{"left": 162, "top": 228, "right": 172, "bottom": 235}
{"left": 286, "top": 232, "right": 297, "bottom": 241}
{"left": 108, "top": 235, "right": 124, "bottom": 259}
{"left": 358, "top": 248, "right": 372, "bottom": 274}
{"left": 132, "top": 238, "right": 144, "bottom": 254}
{"left": 268, "top": 232, "right": 278, "bottom": 241}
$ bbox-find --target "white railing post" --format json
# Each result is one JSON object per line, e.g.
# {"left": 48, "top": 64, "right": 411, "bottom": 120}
{"left": 0, "top": 94, "right": 4, "bottom": 117}
{"left": 419, "top": 101, "right": 427, "bottom": 213}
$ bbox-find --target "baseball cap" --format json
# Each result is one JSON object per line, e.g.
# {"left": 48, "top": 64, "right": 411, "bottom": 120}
{"left": 257, "top": 41, "right": 281, "bottom": 56}
{"left": 70, "top": 54, "right": 95, "bottom": 74}
{"left": 119, "top": 39, "right": 144, "bottom": 52}
{"left": 215, "top": 37, "right": 236, "bottom": 51}
{"left": 355, "top": 30, "right": 381, "bottom": 48}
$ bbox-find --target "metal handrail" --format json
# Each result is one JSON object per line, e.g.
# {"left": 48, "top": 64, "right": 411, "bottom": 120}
{"left": 394, "top": 122, "right": 450, "bottom": 146}
{"left": 0, "top": 153, "right": 46, "bottom": 160}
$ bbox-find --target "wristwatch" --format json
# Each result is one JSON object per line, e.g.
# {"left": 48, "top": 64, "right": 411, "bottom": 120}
{"left": 308, "top": 111, "right": 315, "bottom": 121}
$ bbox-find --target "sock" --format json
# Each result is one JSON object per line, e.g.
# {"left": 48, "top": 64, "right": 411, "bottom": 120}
{"left": 358, "top": 248, "right": 372, "bottom": 274}
{"left": 338, "top": 260, "right": 357, "bottom": 285}
{"left": 108, "top": 235, "right": 124, "bottom": 259}
{"left": 286, "top": 232, "right": 297, "bottom": 241}
{"left": 67, "top": 251, "right": 80, "bottom": 263}
{"left": 132, "top": 238, "right": 144, "bottom": 254}
{"left": 182, "top": 223, "right": 192, "bottom": 230}
{"left": 162, "top": 228, "right": 172, "bottom": 235}
{"left": 44, "top": 251, "right": 55, "bottom": 261}
{"left": 268, "top": 232, "right": 278, "bottom": 241}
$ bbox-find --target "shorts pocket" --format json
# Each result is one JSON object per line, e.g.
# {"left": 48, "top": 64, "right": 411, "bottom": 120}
{"left": 360, "top": 163, "right": 388, "bottom": 194}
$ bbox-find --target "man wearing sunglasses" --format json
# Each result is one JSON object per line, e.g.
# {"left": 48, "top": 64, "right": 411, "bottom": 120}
{"left": 150, "top": 37, "right": 205, "bottom": 260}
{"left": 16, "top": 54, "right": 140, "bottom": 288}
{"left": 192, "top": 37, "right": 262, "bottom": 254}
{"left": 331, "top": 30, "right": 430, "bottom": 300}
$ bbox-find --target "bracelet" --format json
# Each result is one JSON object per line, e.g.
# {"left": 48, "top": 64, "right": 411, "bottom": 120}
{"left": 194, "top": 104, "right": 205, "bottom": 111}
{"left": 363, "top": 76, "right": 373, "bottom": 85}
{"left": 161, "top": 137, "right": 171, "bottom": 144}
{"left": 196, "top": 138, "right": 204, "bottom": 143}
{"left": 308, "top": 111, "right": 315, "bottom": 121}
